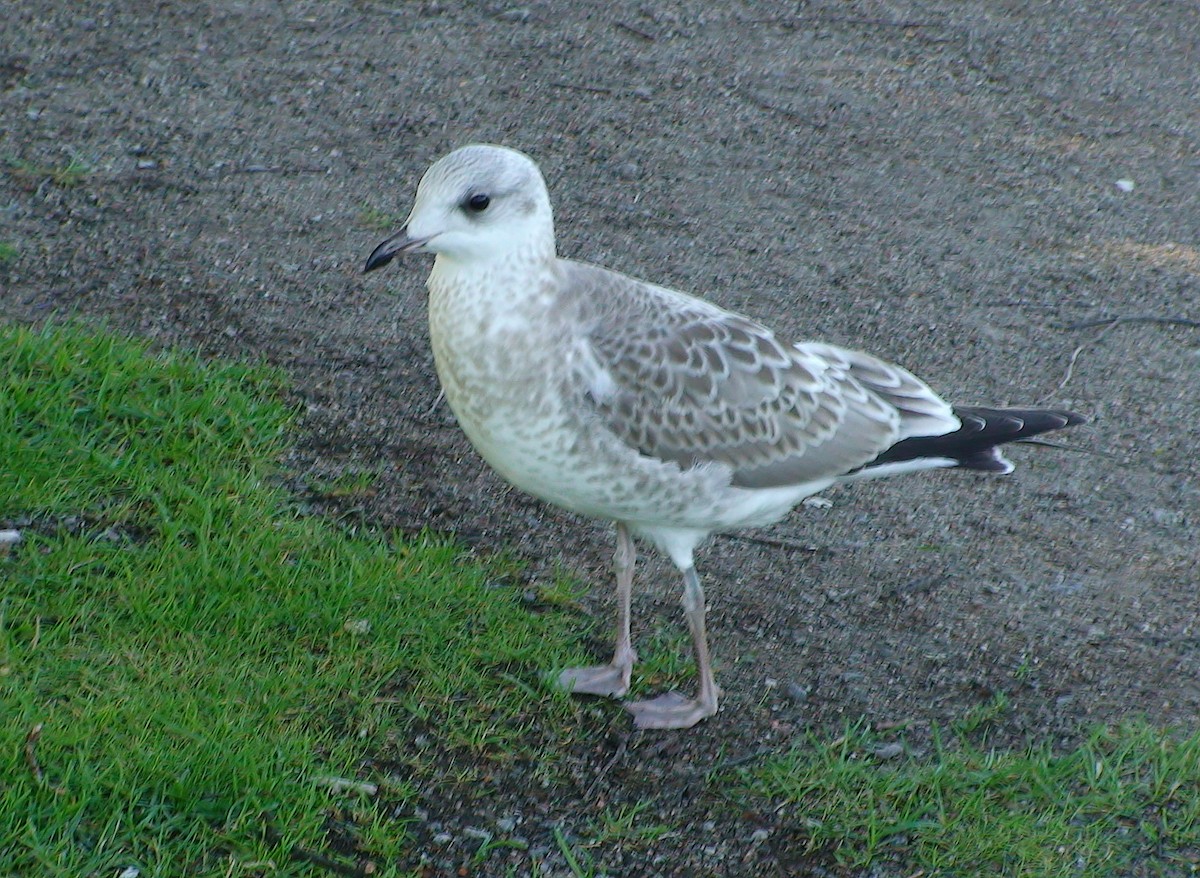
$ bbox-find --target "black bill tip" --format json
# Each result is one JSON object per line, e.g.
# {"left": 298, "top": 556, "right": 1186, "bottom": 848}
{"left": 363, "top": 229, "right": 431, "bottom": 273}
{"left": 363, "top": 239, "right": 399, "bottom": 273}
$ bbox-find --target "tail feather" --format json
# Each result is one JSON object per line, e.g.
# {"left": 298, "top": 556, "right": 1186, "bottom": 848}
{"left": 866, "top": 406, "right": 1086, "bottom": 474}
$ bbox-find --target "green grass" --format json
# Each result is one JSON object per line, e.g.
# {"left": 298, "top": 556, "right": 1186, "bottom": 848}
{"left": 6, "top": 157, "right": 91, "bottom": 189}
{"left": 0, "top": 242, "right": 16, "bottom": 265}
{"left": 357, "top": 204, "right": 405, "bottom": 232}
{"left": 0, "top": 322, "right": 586, "bottom": 876}
{"left": 737, "top": 720, "right": 1200, "bottom": 877}
{"left": 4, "top": 320, "right": 1199, "bottom": 877}
{"left": 588, "top": 799, "right": 675, "bottom": 848}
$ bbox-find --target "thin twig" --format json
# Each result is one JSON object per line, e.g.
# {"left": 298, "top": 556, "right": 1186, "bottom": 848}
{"left": 1015, "top": 437, "right": 1113, "bottom": 459}
{"left": 25, "top": 723, "right": 44, "bottom": 783}
{"left": 583, "top": 735, "right": 629, "bottom": 799}
{"left": 718, "top": 532, "right": 819, "bottom": 554}
{"left": 313, "top": 775, "right": 379, "bottom": 797}
{"left": 614, "top": 20, "right": 656, "bottom": 41}
{"left": 985, "top": 301, "right": 1079, "bottom": 310}
{"left": 303, "top": 16, "right": 363, "bottom": 53}
{"left": 741, "top": 90, "right": 825, "bottom": 128}
{"left": 233, "top": 164, "right": 328, "bottom": 175}
{"left": 1039, "top": 319, "right": 1122, "bottom": 403}
{"left": 366, "top": 3, "right": 408, "bottom": 15}
{"left": 749, "top": 16, "right": 939, "bottom": 29}
{"left": 551, "top": 81, "right": 613, "bottom": 95}
{"left": 263, "top": 822, "right": 373, "bottom": 876}
{"left": 1060, "top": 314, "right": 1200, "bottom": 331}
{"left": 709, "top": 745, "right": 774, "bottom": 773}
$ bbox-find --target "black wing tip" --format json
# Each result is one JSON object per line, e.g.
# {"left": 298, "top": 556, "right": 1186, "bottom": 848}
{"left": 870, "top": 405, "right": 1087, "bottom": 472}
{"left": 955, "top": 406, "right": 1088, "bottom": 433}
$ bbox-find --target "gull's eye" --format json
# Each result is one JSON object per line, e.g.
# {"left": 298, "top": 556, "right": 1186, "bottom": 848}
{"left": 465, "top": 193, "right": 491, "bottom": 213}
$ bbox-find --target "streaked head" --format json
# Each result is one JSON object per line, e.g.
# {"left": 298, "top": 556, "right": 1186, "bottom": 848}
{"left": 364, "top": 144, "right": 555, "bottom": 272}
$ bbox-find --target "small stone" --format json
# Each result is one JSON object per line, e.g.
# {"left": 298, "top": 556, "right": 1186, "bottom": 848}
{"left": 463, "top": 826, "right": 492, "bottom": 842}
{"left": 496, "top": 817, "right": 517, "bottom": 833}
{"left": 749, "top": 828, "right": 770, "bottom": 843}
{"left": 343, "top": 618, "right": 371, "bottom": 635}
{"left": 614, "top": 161, "right": 642, "bottom": 181}
{"left": 1150, "top": 508, "right": 1183, "bottom": 527}
{"left": 496, "top": 7, "right": 531, "bottom": 22}
{"left": 1115, "top": 178, "right": 1135, "bottom": 192}
{"left": 870, "top": 742, "right": 905, "bottom": 760}
{"left": 784, "top": 682, "right": 809, "bottom": 703}
{"left": 136, "top": 159, "right": 157, "bottom": 170}
{"left": 432, "top": 831, "right": 452, "bottom": 846}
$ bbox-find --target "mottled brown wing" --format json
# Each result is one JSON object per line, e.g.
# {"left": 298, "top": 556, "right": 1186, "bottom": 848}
{"left": 577, "top": 277, "right": 906, "bottom": 488}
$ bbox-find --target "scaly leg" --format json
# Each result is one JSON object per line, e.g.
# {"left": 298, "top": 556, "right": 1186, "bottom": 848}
{"left": 557, "top": 522, "right": 637, "bottom": 697}
{"left": 626, "top": 566, "right": 720, "bottom": 729}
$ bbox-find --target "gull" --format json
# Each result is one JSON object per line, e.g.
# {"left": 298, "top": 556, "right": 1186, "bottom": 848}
{"left": 363, "top": 144, "right": 1084, "bottom": 730}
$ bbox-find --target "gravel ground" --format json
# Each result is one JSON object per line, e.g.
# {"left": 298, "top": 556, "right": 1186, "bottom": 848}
{"left": 2, "top": 2, "right": 1198, "bottom": 874}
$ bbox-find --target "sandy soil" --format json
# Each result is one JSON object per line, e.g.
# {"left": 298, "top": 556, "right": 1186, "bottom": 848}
{"left": 3, "top": 2, "right": 1198, "bottom": 875}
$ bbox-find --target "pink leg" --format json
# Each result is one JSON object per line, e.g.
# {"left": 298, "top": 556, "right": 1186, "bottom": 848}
{"left": 625, "top": 566, "right": 720, "bottom": 730}
{"left": 557, "top": 523, "right": 637, "bottom": 697}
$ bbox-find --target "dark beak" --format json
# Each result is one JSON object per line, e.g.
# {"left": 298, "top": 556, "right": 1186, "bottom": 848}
{"left": 363, "top": 229, "right": 429, "bottom": 273}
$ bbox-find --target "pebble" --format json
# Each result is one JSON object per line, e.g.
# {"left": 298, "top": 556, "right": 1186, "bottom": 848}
{"left": 1150, "top": 508, "right": 1184, "bottom": 528}
{"left": 463, "top": 826, "right": 492, "bottom": 842}
{"left": 432, "top": 831, "right": 452, "bottom": 846}
{"left": 870, "top": 742, "right": 905, "bottom": 760}
{"left": 495, "top": 816, "right": 517, "bottom": 833}
{"left": 613, "top": 161, "right": 642, "bottom": 181}
{"left": 784, "top": 682, "right": 810, "bottom": 703}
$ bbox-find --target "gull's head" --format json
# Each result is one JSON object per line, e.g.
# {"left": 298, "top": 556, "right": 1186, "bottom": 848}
{"left": 364, "top": 144, "right": 555, "bottom": 272}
